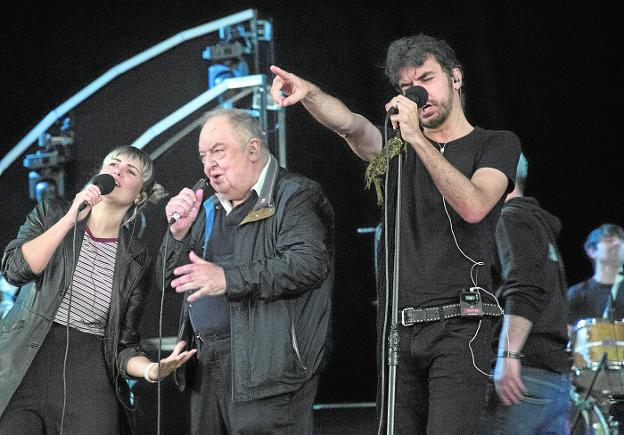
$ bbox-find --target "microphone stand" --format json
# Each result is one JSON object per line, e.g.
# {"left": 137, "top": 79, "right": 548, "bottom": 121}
{"left": 378, "top": 100, "right": 425, "bottom": 433}
{"left": 571, "top": 351, "right": 608, "bottom": 428}
{"left": 386, "top": 151, "right": 402, "bottom": 435}
{"left": 603, "top": 292, "right": 615, "bottom": 322}
{"left": 609, "top": 272, "right": 624, "bottom": 392}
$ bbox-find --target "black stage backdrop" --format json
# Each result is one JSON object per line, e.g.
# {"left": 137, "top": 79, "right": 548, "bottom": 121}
{"left": 0, "top": 0, "right": 615, "bottom": 408}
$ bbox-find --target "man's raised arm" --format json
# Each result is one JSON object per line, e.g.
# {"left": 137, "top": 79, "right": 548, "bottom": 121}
{"left": 270, "top": 65, "right": 382, "bottom": 162}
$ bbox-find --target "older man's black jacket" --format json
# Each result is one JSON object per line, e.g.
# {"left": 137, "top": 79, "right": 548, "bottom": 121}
{"left": 158, "top": 156, "right": 334, "bottom": 401}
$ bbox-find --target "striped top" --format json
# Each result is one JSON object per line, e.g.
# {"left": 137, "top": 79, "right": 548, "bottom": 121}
{"left": 54, "top": 227, "right": 118, "bottom": 336}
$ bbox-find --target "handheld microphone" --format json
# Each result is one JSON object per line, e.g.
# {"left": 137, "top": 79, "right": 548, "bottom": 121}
{"left": 168, "top": 178, "right": 209, "bottom": 225}
{"left": 388, "top": 85, "right": 429, "bottom": 115}
{"left": 78, "top": 173, "right": 116, "bottom": 212}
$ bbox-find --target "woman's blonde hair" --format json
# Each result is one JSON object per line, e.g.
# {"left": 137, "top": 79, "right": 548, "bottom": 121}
{"left": 101, "top": 146, "right": 167, "bottom": 224}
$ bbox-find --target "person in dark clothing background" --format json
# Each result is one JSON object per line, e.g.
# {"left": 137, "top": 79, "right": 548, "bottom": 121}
{"left": 568, "top": 223, "right": 624, "bottom": 325}
{"left": 479, "top": 153, "right": 572, "bottom": 434}
{"left": 158, "top": 108, "right": 334, "bottom": 435}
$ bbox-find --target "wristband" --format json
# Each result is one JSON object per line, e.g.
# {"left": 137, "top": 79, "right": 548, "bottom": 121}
{"left": 144, "top": 362, "right": 159, "bottom": 383}
{"left": 498, "top": 351, "right": 524, "bottom": 360}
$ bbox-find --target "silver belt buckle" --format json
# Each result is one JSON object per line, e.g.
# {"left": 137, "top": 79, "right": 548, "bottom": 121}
{"left": 401, "top": 307, "right": 415, "bottom": 326}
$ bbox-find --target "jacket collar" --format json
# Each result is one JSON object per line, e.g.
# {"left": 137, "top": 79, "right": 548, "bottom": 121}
{"left": 117, "top": 221, "right": 147, "bottom": 260}
{"left": 240, "top": 154, "right": 278, "bottom": 225}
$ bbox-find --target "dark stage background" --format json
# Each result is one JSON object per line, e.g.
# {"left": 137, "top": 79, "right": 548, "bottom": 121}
{"left": 0, "top": 0, "right": 615, "bottom": 422}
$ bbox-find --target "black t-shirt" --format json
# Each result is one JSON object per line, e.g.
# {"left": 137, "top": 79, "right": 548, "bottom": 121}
{"left": 391, "top": 126, "right": 520, "bottom": 308}
{"left": 567, "top": 278, "right": 624, "bottom": 325}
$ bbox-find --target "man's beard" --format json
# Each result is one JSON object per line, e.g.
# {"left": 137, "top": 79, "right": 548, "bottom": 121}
{"left": 421, "top": 94, "right": 452, "bottom": 129}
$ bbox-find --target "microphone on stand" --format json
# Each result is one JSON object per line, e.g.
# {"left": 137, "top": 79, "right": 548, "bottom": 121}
{"left": 78, "top": 173, "right": 116, "bottom": 212}
{"left": 168, "top": 178, "right": 209, "bottom": 225}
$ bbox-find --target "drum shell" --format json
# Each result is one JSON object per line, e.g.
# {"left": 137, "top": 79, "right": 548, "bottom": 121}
{"left": 572, "top": 319, "right": 624, "bottom": 394}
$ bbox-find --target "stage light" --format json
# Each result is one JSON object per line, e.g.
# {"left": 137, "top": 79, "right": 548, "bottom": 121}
{"left": 28, "top": 170, "right": 64, "bottom": 201}
{"left": 208, "top": 60, "right": 249, "bottom": 89}
{"left": 23, "top": 117, "right": 73, "bottom": 201}
{"left": 203, "top": 23, "right": 253, "bottom": 96}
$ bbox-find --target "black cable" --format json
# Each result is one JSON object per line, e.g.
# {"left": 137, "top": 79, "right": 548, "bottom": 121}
{"left": 60, "top": 207, "right": 80, "bottom": 435}
{"left": 156, "top": 229, "right": 171, "bottom": 435}
{"left": 60, "top": 203, "right": 139, "bottom": 434}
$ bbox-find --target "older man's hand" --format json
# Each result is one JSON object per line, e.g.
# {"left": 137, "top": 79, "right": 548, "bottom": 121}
{"left": 171, "top": 251, "right": 226, "bottom": 302}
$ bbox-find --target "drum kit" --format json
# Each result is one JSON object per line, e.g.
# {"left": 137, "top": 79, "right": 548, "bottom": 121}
{"left": 569, "top": 318, "right": 624, "bottom": 434}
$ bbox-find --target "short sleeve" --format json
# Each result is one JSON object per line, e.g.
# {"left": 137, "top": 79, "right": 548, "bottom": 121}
{"left": 476, "top": 130, "right": 521, "bottom": 193}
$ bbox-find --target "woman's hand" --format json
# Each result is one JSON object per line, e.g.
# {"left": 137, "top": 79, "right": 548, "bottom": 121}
{"left": 146, "top": 340, "right": 197, "bottom": 381}
{"left": 65, "top": 183, "right": 105, "bottom": 223}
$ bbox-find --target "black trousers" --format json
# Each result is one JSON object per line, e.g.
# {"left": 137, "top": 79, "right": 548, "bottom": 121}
{"left": 0, "top": 322, "right": 120, "bottom": 435}
{"left": 392, "top": 316, "right": 495, "bottom": 435}
{"left": 190, "top": 332, "right": 318, "bottom": 435}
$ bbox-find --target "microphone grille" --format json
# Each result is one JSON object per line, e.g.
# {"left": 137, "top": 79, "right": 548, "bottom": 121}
{"left": 405, "top": 86, "right": 428, "bottom": 107}
{"left": 92, "top": 173, "right": 116, "bottom": 195}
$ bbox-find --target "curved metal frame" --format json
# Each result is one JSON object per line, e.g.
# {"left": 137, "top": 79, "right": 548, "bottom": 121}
{"left": 0, "top": 9, "right": 256, "bottom": 176}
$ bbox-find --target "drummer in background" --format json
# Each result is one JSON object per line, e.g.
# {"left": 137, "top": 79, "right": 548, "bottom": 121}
{"left": 568, "top": 223, "right": 624, "bottom": 325}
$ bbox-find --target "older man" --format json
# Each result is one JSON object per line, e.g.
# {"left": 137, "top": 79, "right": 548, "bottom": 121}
{"left": 158, "top": 108, "right": 334, "bottom": 434}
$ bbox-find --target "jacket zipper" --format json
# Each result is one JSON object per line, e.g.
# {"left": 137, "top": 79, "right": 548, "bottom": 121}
{"left": 187, "top": 304, "right": 206, "bottom": 345}
{"left": 291, "top": 319, "right": 307, "bottom": 370}
{"left": 112, "top": 258, "right": 142, "bottom": 408}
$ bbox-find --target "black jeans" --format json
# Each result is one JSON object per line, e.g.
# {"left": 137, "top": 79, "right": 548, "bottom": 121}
{"left": 190, "top": 331, "right": 319, "bottom": 435}
{"left": 393, "top": 317, "right": 494, "bottom": 435}
{"left": 0, "top": 322, "right": 119, "bottom": 435}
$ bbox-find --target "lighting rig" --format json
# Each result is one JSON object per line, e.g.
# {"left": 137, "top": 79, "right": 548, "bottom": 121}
{"left": 23, "top": 117, "right": 74, "bottom": 201}
{"left": 202, "top": 19, "right": 285, "bottom": 162}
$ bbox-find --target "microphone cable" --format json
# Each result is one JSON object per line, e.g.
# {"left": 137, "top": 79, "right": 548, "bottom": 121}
{"left": 60, "top": 199, "right": 141, "bottom": 434}
{"left": 155, "top": 229, "right": 173, "bottom": 435}
{"left": 436, "top": 141, "right": 503, "bottom": 377}
{"left": 59, "top": 207, "right": 81, "bottom": 435}
{"left": 156, "top": 178, "right": 206, "bottom": 433}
